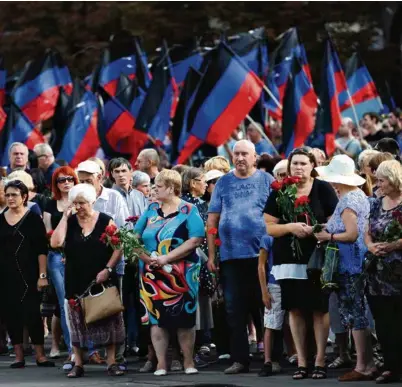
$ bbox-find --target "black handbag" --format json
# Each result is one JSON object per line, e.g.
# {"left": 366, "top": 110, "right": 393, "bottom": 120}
{"left": 307, "top": 242, "right": 326, "bottom": 278}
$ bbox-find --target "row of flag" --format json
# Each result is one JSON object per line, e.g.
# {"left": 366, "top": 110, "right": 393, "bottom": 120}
{"left": 0, "top": 28, "right": 398, "bottom": 168}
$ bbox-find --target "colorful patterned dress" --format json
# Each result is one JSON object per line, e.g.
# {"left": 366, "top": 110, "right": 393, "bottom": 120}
{"left": 134, "top": 201, "right": 205, "bottom": 329}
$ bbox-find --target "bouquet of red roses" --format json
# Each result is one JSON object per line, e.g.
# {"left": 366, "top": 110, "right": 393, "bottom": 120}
{"left": 271, "top": 176, "right": 319, "bottom": 259}
{"left": 100, "top": 217, "right": 147, "bottom": 263}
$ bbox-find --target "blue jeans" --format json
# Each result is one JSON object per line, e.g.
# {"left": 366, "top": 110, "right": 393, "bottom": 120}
{"left": 48, "top": 251, "right": 71, "bottom": 353}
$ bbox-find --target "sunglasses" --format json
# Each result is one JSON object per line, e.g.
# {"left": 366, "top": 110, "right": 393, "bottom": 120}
{"left": 57, "top": 176, "right": 75, "bottom": 184}
{"left": 277, "top": 172, "right": 287, "bottom": 178}
{"left": 207, "top": 178, "right": 219, "bottom": 185}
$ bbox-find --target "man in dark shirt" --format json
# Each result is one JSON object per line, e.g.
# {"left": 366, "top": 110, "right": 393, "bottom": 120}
{"left": 33, "top": 143, "right": 60, "bottom": 186}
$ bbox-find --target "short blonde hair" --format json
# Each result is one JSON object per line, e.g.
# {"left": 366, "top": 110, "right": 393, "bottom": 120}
{"left": 7, "top": 170, "right": 34, "bottom": 191}
{"left": 204, "top": 156, "right": 230, "bottom": 174}
{"left": 376, "top": 160, "right": 402, "bottom": 192}
{"left": 155, "top": 169, "right": 182, "bottom": 196}
{"left": 88, "top": 157, "right": 106, "bottom": 176}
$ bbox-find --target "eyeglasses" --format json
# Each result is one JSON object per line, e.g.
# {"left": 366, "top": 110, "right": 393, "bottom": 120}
{"left": 57, "top": 176, "right": 75, "bottom": 184}
{"left": 277, "top": 172, "right": 287, "bottom": 178}
{"left": 194, "top": 178, "right": 206, "bottom": 184}
{"left": 37, "top": 154, "right": 48, "bottom": 159}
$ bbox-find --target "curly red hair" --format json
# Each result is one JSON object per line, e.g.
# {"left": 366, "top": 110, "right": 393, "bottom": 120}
{"left": 51, "top": 166, "right": 79, "bottom": 200}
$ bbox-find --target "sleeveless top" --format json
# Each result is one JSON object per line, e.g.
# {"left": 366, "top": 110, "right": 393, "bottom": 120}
{"left": 64, "top": 212, "right": 115, "bottom": 299}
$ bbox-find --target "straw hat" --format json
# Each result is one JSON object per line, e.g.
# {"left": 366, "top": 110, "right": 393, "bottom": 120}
{"left": 315, "top": 155, "right": 365, "bottom": 186}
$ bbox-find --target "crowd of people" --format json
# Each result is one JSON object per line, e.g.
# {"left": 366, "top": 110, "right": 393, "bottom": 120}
{"left": 0, "top": 109, "right": 401, "bottom": 383}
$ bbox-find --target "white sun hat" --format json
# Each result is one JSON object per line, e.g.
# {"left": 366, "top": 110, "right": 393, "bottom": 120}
{"left": 315, "top": 155, "right": 366, "bottom": 186}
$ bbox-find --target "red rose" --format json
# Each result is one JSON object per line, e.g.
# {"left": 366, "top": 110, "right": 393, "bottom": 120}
{"left": 46, "top": 230, "right": 54, "bottom": 239}
{"left": 283, "top": 176, "right": 301, "bottom": 186}
{"left": 68, "top": 298, "right": 80, "bottom": 310}
{"left": 294, "top": 196, "right": 310, "bottom": 209}
{"left": 110, "top": 236, "right": 120, "bottom": 246}
{"left": 105, "top": 224, "right": 117, "bottom": 236}
{"left": 126, "top": 216, "right": 139, "bottom": 223}
{"left": 214, "top": 238, "right": 222, "bottom": 247}
{"left": 208, "top": 227, "right": 218, "bottom": 235}
{"left": 290, "top": 176, "right": 301, "bottom": 184}
{"left": 100, "top": 233, "right": 107, "bottom": 242}
{"left": 271, "top": 181, "right": 283, "bottom": 191}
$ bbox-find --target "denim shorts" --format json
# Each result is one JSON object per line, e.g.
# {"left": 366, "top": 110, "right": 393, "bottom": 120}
{"left": 337, "top": 274, "right": 368, "bottom": 331}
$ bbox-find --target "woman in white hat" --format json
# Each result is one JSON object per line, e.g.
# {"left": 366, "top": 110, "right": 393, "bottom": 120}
{"left": 314, "top": 155, "right": 375, "bottom": 382}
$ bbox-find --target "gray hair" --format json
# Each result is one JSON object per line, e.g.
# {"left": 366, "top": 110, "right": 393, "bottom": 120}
{"left": 132, "top": 171, "right": 150, "bottom": 188}
{"left": 68, "top": 183, "right": 97, "bottom": 204}
{"left": 8, "top": 142, "right": 28, "bottom": 157}
{"left": 33, "top": 143, "right": 53, "bottom": 156}
{"left": 140, "top": 148, "right": 160, "bottom": 167}
{"left": 273, "top": 159, "right": 288, "bottom": 178}
{"left": 233, "top": 139, "right": 256, "bottom": 153}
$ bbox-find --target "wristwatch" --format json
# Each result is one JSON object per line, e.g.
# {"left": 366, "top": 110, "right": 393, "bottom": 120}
{"left": 105, "top": 266, "right": 113, "bottom": 274}
{"left": 39, "top": 273, "right": 47, "bottom": 279}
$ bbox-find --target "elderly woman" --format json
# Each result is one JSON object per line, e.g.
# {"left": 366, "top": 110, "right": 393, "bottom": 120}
{"left": 0, "top": 181, "right": 53, "bottom": 368}
{"left": 365, "top": 160, "right": 402, "bottom": 384}
{"left": 134, "top": 169, "right": 205, "bottom": 376}
{"left": 314, "top": 155, "right": 375, "bottom": 381}
{"left": 132, "top": 170, "right": 151, "bottom": 198}
{"left": 264, "top": 147, "right": 338, "bottom": 380}
{"left": 43, "top": 166, "right": 78, "bottom": 363}
{"left": 204, "top": 170, "right": 224, "bottom": 204}
{"left": 272, "top": 159, "right": 288, "bottom": 181}
{"left": 51, "top": 184, "right": 125, "bottom": 378}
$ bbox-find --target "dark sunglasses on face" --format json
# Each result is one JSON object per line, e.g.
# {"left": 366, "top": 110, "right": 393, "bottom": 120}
{"left": 277, "top": 172, "right": 287, "bottom": 178}
{"left": 57, "top": 176, "right": 75, "bottom": 184}
{"left": 207, "top": 178, "right": 219, "bottom": 185}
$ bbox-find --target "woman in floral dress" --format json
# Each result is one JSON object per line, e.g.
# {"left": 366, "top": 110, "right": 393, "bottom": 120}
{"left": 365, "top": 160, "right": 402, "bottom": 384}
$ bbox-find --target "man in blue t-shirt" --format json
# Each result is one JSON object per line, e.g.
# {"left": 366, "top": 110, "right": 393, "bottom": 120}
{"left": 207, "top": 139, "right": 274, "bottom": 374}
{"left": 247, "top": 123, "right": 277, "bottom": 156}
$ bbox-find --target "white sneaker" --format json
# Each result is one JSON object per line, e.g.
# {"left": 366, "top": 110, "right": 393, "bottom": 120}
{"left": 154, "top": 369, "right": 167, "bottom": 376}
{"left": 185, "top": 367, "right": 199, "bottom": 375}
{"left": 170, "top": 360, "right": 183, "bottom": 372}
{"left": 49, "top": 350, "right": 60, "bottom": 359}
{"left": 218, "top": 354, "right": 231, "bottom": 360}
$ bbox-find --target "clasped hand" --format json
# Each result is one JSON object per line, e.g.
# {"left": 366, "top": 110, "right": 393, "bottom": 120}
{"left": 149, "top": 255, "right": 169, "bottom": 268}
{"left": 290, "top": 223, "right": 312, "bottom": 238}
{"left": 368, "top": 242, "right": 396, "bottom": 256}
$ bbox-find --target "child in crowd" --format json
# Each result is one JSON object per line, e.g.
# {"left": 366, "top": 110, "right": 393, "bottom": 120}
{"left": 258, "top": 234, "right": 285, "bottom": 376}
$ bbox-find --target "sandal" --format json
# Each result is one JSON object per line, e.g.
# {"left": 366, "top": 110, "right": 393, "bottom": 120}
{"left": 376, "top": 371, "right": 400, "bottom": 384}
{"left": 108, "top": 363, "right": 124, "bottom": 376}
{"left": 293, "top": 366, "right": 308, "bottom": 380}
{"left": 328, "top": 356, "right": 352, "bottom": 369}
{"left": 67, "top": 365, "right": 84, "bottom": 378}
{"left": 312, "top": 366, "right": 327, "bottom": 379}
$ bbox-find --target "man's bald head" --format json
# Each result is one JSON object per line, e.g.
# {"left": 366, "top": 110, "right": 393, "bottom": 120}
{"left": 232, "top": 140, "right": 257, "bottom": 177}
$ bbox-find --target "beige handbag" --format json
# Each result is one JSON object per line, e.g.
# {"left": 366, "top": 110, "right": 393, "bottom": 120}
{"left": 80, "top": 282, "right": 124, "bottom": 324}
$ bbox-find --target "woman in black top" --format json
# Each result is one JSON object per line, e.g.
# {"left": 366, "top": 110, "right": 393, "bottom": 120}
{"left": 264, "top": 148, "right": 338, "bottom": 380}
{"left": 0, "top": 181, "right": 54, "bottom": 368}
{"left": 43, "top": 166, "right": 78, "bottom": 362}
{"left": 51, "top": 183, "right": 125, "bottom": 378}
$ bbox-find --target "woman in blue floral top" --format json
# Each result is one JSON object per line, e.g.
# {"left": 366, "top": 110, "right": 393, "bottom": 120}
{"left": 365, "top": 160, "right": 402, "bottom": 384}
{"left": 315, "top": 155, "right": 375, "bottom": 382}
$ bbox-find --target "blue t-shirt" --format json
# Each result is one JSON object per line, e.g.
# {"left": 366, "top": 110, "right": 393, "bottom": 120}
{"left": 260, "top": 234, "right": 277, "bottom": 285}
{"left": 326, "top": 189, "right": 369, "bottom": 275}
{"left": 208, "top": 169, "right": 274, "bottom": 261}
{"left": 255, "top": 139, "right": 277, "bottom": 156}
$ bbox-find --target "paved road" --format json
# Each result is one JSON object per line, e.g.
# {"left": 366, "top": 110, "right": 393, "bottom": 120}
{"left": 0, "top": 354, "right": 375, "bottom": 387}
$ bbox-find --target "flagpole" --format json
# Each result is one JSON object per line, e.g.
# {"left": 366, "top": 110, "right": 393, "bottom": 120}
{"left": 345, "top": 88, "right": 364, "bottom": 140}
{"left": 262, "top": 84, "right": 282, "bottom": 110}
{"left": 246, "top": 114, "right": 280, "bottom": 156}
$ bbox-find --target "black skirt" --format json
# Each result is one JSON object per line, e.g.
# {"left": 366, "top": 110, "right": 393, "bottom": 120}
{"left": 279, "top": 278, "right": 329, "bottom": 313}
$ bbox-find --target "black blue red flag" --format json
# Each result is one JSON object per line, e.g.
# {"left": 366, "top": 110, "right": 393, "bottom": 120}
{"left": 56, "top": 90, "right": 100, "bottom": 167}
{"left": 281, "top": 57, "right": 317, "bottom": 156}
{"left": 177, "top": 42, "right": 263, "bottom": 164}
{"left": 338, "top": 52, "right": 382, "bottom": 121}
{"left": 379, "top": 80, "right": 396, "bottom": 114}
{"left": 51, "top": 51, "right": 73, "bottom": 95}
{"left": 312, "top": 38, "right": 348, "bottom": 156}
{"left": 98, "top": 32, "right": 151, "bottom": 97}
{"left": 0, "top": 103, "right": 44, "bottom": 165}
{"left": 170, "top": 67, "right": 202, "bottom": 164}
{"left": 134, "top": 42, "right": 177, "bottom": 142}
{"left": 264, "top": 28, "right": 313, "bottom": 120}
{"left": 12, "top": 51, "right": 60, "bottom": 124}
{"left": 97, "top": 87, "right": 148, "bottom": 165}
